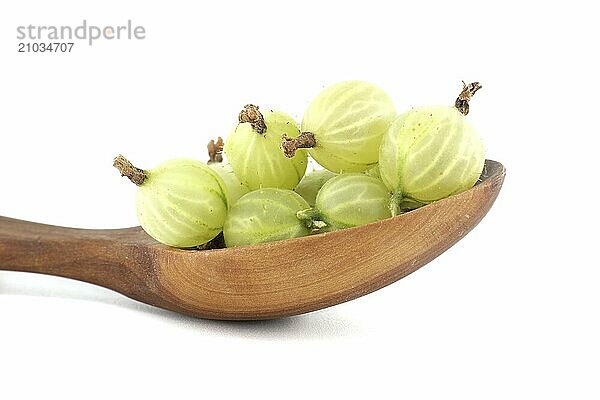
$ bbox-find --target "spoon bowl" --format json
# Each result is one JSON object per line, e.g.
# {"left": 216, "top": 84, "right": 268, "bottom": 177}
{"left": 0, "top": 160, "right": 505, "bottom": 320}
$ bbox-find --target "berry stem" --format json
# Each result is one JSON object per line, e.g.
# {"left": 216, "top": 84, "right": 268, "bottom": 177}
{"left": 296, "top": 208, "right": 327, "bottom": 230}
{"left": 207, "top": 136, "right": 224, "bottom": 163}
{"left": 455, "top": 81, "right": 482, "bottom": 116}
{"left": 113, "top": 155, "right": 147, "bottom": 186}
{"left": 389, "top": 192, "right": 403, "bottom": 217}
{"left": 282, "top": 131, "right": 317, "bottom": 158}
{"left": 239, "top": 104, "right": 267, "bottom": 134}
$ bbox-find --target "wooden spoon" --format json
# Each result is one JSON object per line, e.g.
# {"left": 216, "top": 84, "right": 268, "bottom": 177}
{"left": 0, "top": 160, "right": 505, "bottom": 320}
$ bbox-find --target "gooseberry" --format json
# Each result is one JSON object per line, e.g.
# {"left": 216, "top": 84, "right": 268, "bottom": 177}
{"left": 379, "top": 82, "right": 485, "bottom": 210}
{"left": 282, "top": 81, "right": 396, "bottom": 173}
{"left": 223, "top": 188, "right": 311, "bottom": 247}
{"left": 297, "top": 173, "right": 392, "bottom": 232}
{"left": 225, "top": 104, "right": 307, "bottom": 190}
{"left": 113, "top": 155, "right": 228, "bottom": 248}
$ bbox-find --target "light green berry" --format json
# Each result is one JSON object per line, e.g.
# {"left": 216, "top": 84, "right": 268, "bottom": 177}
{"left": 223, "top": 188, "right": 311, "bottom": 247}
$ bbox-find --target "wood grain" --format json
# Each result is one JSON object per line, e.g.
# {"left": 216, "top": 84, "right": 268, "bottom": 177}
{"left": 0, "top": 160, "right": 505, "bottom": 320}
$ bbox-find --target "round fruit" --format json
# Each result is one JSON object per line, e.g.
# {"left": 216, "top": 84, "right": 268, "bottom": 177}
{"left": 297, "top": 173, "right": 392, "bottom": 232}
{"left": 294, "top": 168, "right": 336, "bottom": 207}
{"left": 114, "top": 155, "right": 228, "bottom": 248}
{"left": 282, "top": 81, "right": 396, "bottom": 173}
{"left": 379, "top": 82, "right": 485, "bottom": 207}
{"left": 207, "top": 137, "right": 249, "bottom": 205}
{"left": 223, "top": 188, "right": 311, "bottom": 247}
{"left": 225, "top": 104, "right": 307, "bottom": 190}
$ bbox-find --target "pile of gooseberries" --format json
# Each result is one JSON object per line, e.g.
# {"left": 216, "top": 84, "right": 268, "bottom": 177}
{"left": 114, "top": 80, "right": 485, "bottom": 249}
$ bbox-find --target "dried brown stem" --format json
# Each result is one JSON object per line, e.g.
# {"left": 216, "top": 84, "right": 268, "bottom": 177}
{"left": 113, "top": 155, "right": 147, "bottom": 186}
{"left": 455, "top": 81, "right": 482, "bottom": 115}
{"left": 239, "top": 104, "right": 267, "bottom": 134}
{"left": 281, "top": 132, "right": 316, "bottom": 158}
{"left": 207, "top": 137, "right": 224, "bottom": 163}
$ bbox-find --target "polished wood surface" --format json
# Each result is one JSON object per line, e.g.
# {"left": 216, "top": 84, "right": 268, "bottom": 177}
{"left": 0, "top": 160, "right": 505, "bottom": 320}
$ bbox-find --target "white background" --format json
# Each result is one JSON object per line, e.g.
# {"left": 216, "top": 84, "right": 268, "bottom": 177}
{"left": 0, "top": 1, "right": 598, "bottom": 399}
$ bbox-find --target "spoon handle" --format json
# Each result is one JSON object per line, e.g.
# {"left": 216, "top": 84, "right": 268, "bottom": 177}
{"left": 0, "top": 216, "right": 156, "bottom": 300}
